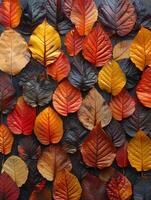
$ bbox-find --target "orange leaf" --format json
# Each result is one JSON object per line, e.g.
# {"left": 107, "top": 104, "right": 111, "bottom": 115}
{"left": 81, "top": 123, "right": 116, "bottom": 169}
{"left": 82, "top": 24, "right": 112, "bottom": 67}
{"left": 53, "top": 80, "right": 82, "bottom": 116}
{"left": 0, "top": 124, "right": 14, "bottom": 155}
{"left": 136, "top": 67, "right": 151, "bottom": 108}
{"left": 110, "top": 89, "right": 136, "bottom": 121}
{"left": 116, "top": 141, "right": 129, "bottom": 168}
{"left": 70, "top": 0, "right": 98, "bottom": 36}
{"left": 7, "top": 96, "right": 36, "bottom": 135}
{"left": 64, "top": 28, "right": 84, "bottom": 56}
{"left": 107, "top": 172, "right": 132, "bottom": 200}
{"left": 53, "top": 170, "right": 82, "bottom": 200}
{"left": 0, "top": 0, "right": 22, "bottom": 28}
{"left": 34, "top": 107, "right": 63, "bottom": 145}
{"left": 37, "top": 145, "right": 72, "bottom": 181}
{"left": 47, "top": 53, "right": 71, "bottom": 82}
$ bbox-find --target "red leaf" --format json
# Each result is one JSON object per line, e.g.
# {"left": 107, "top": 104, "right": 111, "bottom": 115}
{"left": 110, "top": 89, "right": 136, "bottom": 121}
{"left": 64, "top": 29, "right": 84, "bottom": 56}
{"left": 7, "top": 96, "right": 36, "bottom": 135}
{"left": 47, "top": 53, "right": 71, "bottom": 82}
{"left": 116, "top": 141, "right": 129, "bottom": 168}
{"left": 64, "top": 0, "right": 73, "bottom": 18}
{"left": 82, "top": 24, "right": 112, "bottom": 67}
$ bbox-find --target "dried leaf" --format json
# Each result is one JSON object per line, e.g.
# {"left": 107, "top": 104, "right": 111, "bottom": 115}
{"left": 128, "top": 130, "right": 151, "bottom": 171}
{"left": 82, "top": 24, "right": 112, "bottom": 67}
{"left": 29, "top": 19, "right": 61, "bottom": 66}
{"left": 53, "top": 170, "right": 82, "bottom": 200}
{"left": 0, "top": 29, "right": 30, "bottom": 75}
{"left": 78, "top": 88, "right": 112, "bottom": 130}
{"left": 37, "top": 145, "right": 72, "bottom": 181}
{"left": 29, "top": 188, "right": 52, "bottom": 200}
{"left": 7, "top": 96, "right": 36, "bottom": 135}
{"left": 70, "top": 0, "right": 98, "bottom": 36}
{"left": 53, "top": 80, "right": 82, "bottom": 116}
{"left": 34, "top": 107, "right": 63, "bottom": 145}
{"left": 98, "top": 60, "right": 126, "bottom": 96}
{"left": 64, "top": 0, "right": 73, "bottom": 18}
{"left": 130, "top": 26, "right": 151, "bottom": 71}
{"left": 2, "top": 155, "right": 29, "bottom": 187}
{"left": 0, "top": 0, "right": 22, "bottom": 28}
{"left": 81, "top": 123, "right": 116, "bottom": 169}
{"left": 116, "top": 141, "right": 129, "bottom": 168}
{"left": 0, "top": 124, "right": 14, "bottom": 155}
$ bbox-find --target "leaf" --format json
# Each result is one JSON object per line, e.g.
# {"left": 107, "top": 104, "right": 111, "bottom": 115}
{"left": 52, "top": 79, "right": 82, "bottom": 116}
{"left": 2, "top": 155, "right": 29, "bottom": 187}
{"left": 29, "top": 188, "right": 52, "bottom": 200}
{"left": 116, "top": 141, "right": 129, "bottom": 168}
{"left": 99, "top": 0, "right": 137, "bottom": 36}
{"left": 0, "top": 124, "right": 14, "bottom": 155}
{"left": 64, "top": 0, "right": 73, "bottom": 18}
{"left": 0, "top": 0, "right": 22, "bottom": 28}
{"left": 130, "top": 26, "right": 151, "bottom": 71}
{"left": 37, "top": 145, "right": 72, "bottom": 181}
{"left": 113, "top": 40, "right": 132, "bottom": 61}
{"left": 81, "top": 173, "right": 108, "bottom": 200}
{"left": 22, "top": 77, "right": 57, "bottom": 107}
{"left": 99, "top": 167, "right": 116, "bottom": 183}
{"left": 68, "top": 57, "right": 97, "bottom": 91}
{"left": 70, "top": 0, "right": 98, "bottom": 36}
{"left": 0, "top": 72, "right": 16, "bottom": 114}
{"left": 107, "top": 172, "right": 132, "bottom": 200}
{"left": 34, "top": 107, "right": 63, "bottom": 145}
{"left": 82, "top": 24, "right": 112, "bottom": 67}
{"left": 122, "top": 103, "right": 151, "bottom": 137}
{"left": 104, "top": 119, "right": 126, "bottom": 147}
{"left": 47, "top": 53, "right": 71, "bottom": 82}
{"left": 29, "top": 19, "right": 61, "bottom": 66}
{"left": 53, "top": 169, "right": 82, "bottom": 200}
{"left": 109, "top": 89, "right": 136, "bottom": 121}
{"left": 78, "top": 87, "right": 112, "bottom": 130}
{"left": 62, "top": 113, "right": 89, "bottom": 154}
{"left": 136, "top": 67, "right": 151, "bottom": 108}
{"left": 7, "top": 96, "right": 36, "bottom": 135}
{"left": 0, "top": 29, "right": 30, "bottom": 75}
{"left": 18, "top": 136, "right": 41, "bottom": 162}
{"left": 64, "top": 28, "right": 84, "bottom": 56}
{"left": 81, "top": 123, "right": 116, "bottom": 169}
{"left": 128, "top": 130, "right": 151, "bottom": 171}
{"left": 98, "top": 60, "right": 126, "bottom": 96}
{"left": 0, "top": 172, "right": 20, "bottom": 200}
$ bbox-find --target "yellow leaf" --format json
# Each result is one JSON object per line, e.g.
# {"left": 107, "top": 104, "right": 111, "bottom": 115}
{"left": 113, "top": 40, "right": 132, "bottom": 61}
{"left": 0, "top": 29, "right": 30, "bottom": 75}
{"left": 130, "top": 26, "right": 151, "bottom": 71}
{"left": 98, "top": 60, "right": 126, "bottom": 96}
{"left": 128, "top": 130, "right": 151, "bottom": 171}
{"left": 29, "top": 19, "right": 61, "bottom": 66}
{"left": 2, "top": 155, "right": 29, "bottom": 187}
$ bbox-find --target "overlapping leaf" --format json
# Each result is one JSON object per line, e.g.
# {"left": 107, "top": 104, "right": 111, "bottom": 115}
{"left": 78, "top": 88, "right": 112, "bottom": 130}
{"left": 53, "top": 170, "right": 82, "bottom": 200}
{"left": 128, "top": 130, "right": 151, "bottom": 171}
{"left": 0, "top": 124, "right": 14, "bottom": 155}
{"left": 0, "top": 29, "right": 30, "bottom": 75}
{"left": 53, "top": 80, "right": 82, "bottom": 116}
{"left": 34, "top": 107, "right": 63, "bottom": 145}
{"left": 64, "top": 0, "right": 73, "bottom": 18}
{"left": 99, "top": 0, "right": 137, "bottom": 36}
{"left": 70, "top": 0, "right": 98, "bottom": 36}
{"left": 116, "top": 141, "right": 129, "bottom": 168}
{"left": 82, "top": 24, "right": 112, "bottom": 66}
{"left": 98, "top": 60, "right": 126, "bottom": 96}
{"left": 81, "top": 123, "right": 116, "bottom": 169}
{"left": 29, "top": 188, "right": 52, "bottom": 200}
{"left": 37, "top": 145, "right": 72, "bottom": 181}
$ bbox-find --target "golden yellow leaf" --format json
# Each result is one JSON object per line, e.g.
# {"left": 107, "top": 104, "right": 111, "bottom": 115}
{"left": 113, "top": 40, "right": 132, "bottom": 61}
{"left": 2, "top": 155, "right": 29, "bottom": 187}
{"left": 29, "top": 19, "right": 61, "bottom": 66}
{"left": 98, "top": 60, "right": 126, "bottom": 96}
{"left": 130, "top": 26, "right": 151, "bottom": 71}
{"left": 128, "top": 130, "right": 151, "bottom": 171}
{"left": 0, "top": 29, "right": 30, "bottom": 75}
